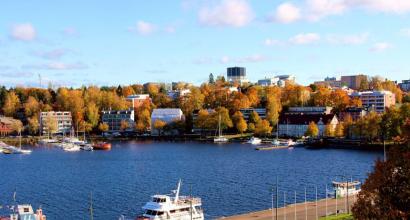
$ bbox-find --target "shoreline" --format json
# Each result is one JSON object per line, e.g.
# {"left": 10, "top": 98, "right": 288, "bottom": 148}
{"left": 219, "top": 197, "right": 356, "bottom": 220}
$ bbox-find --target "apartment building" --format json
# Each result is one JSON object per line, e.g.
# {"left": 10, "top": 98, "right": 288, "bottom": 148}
{"left": 101, "top": 109, "right": 135, "bottom": 132}
{"left": 350, "top": 90, "right": 396, "bottom": 113}
{"left": 39, "top": 111, "right": 72, "bottom": 135}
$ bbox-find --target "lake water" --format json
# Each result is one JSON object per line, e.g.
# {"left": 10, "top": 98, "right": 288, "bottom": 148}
{"left": 0, "top": 141, "right": 382, "bottom": 219}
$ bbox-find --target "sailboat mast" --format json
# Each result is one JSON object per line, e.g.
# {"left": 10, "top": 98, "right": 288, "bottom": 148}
{"left": 219, "top": 114, "right": 222, "bottom": 137}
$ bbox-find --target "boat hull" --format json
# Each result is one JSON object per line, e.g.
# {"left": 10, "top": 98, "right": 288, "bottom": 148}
{"left": 93, "top": 142, "right": 111, "bottom": 150}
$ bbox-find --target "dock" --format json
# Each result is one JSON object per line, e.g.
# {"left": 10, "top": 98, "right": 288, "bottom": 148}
{"left": 219, "top": 197, "right": 356, "bottom": 220}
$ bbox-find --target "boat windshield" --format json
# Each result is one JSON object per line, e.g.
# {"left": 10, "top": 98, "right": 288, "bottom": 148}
{"left": 145, "top": 210, "right": 164, "bottom": 216}
{"left": 152, "top": 197, "right": 166, "bottom": 203}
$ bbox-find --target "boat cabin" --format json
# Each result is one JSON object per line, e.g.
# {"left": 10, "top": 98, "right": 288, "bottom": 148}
{"left": 332, "top": 181, "right": 361, "bottom": 198}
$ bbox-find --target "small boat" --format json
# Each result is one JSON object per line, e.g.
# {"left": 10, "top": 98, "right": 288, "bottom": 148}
{"left": 247, "top": 137, "right": 262, "bottom": 145}
{"left": 119, "top": 179, "right": 204, "bottom": 220}
{"left": 92, "top": 142, "right": 111, "bottom": 150}
{"left": 1, "top": 204, "right": 46, "bottom": 220}
{"left": 39, "top": 138, "right": 59, "bottom": 145}
{"left": 1, "top": 145, "right": 32, "bottom": 154}
{"left": 255, "top": 145, "right": 289, "bottom": 150}
{"left": 81, "top": 144, "right": 94, "bottom": 151}
{"left": 214, "top": 114, "right": 228, "bottom": 143}
{"left": 332, "top": 180, "right": 361, "bottom": 198}
{"left": 63, "top": 143, "right": 81, "bottom": 152}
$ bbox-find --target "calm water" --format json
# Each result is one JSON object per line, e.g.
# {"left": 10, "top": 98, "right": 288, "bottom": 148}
{"left": 0, "top": 141, "right": 381, "bottom": 219}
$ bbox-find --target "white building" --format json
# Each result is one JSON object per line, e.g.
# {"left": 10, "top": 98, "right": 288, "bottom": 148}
{"left": 151, "top": 108, "right": 184, "bottom": 136}
{"left": 167, "top": 89, "right": 191, "bottom": 100}
{"left": 350, "top": 90, "right": 396, "bottom": 113}
{"left": 278, "top": 113, "right": 338, "bottom": 137}
{"left": 39, "top": 111, "right": 72, "bottom": 135}
{"left": 101, "top": 109, "right": 135, "bottom": 132}
{"left": 126, "top": 94, "right": 151, "bottom": 108}
{"left": 258, "top": 77, "right": 279, "bottom": 86}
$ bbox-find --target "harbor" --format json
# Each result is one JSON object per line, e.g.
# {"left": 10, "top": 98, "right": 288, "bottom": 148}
{"left": 0, "top": 141, "right": 381, "bottom": 219}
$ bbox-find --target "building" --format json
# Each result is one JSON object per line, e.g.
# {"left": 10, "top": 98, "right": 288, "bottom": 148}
{"left": 0, "top": 116, "right": 20, "bottom": 136}
{"left": 39, "top": 111, "right": 72, "bottom": 135}
{"left": 340, "top": 75, "right": 368, "bottom": 90}
{"left": 227, "top": 67, "right": 249, "bottom": 85}
{"left": 239, "top": 108, "right": 267, "bottom": 121}
{"left": 258, "top": 77, "right": 279, "bottom": 86}
{"left": 101, "top": 109, "right": 135, "bottom": 132}
{"left": 339, "top": 107, "right": 368, "bottom": 121}
{"left": 126, "top": 94, "right": 151, "bottom": 108}
{"left": 277, "top": 75, "right": 295, "bottom": 87}
{"left": 350, "top": 90, "right": 396, "bottom": 113}
{"left": 399, "top": 79, "right": 410, "bottom": 92}
{"left": 167, "top": 89, "right": 191, "bottom": 100}
{"left": 314, "top": 77, "right": 342, "bottom": 88}
{"left": 287, "top": 106, "right": 333, "bottom": 115}
{"left": 278, "top": 113, "right": 338, "bottom": 137}
{"left": 151, "top": 108, "right": 184, "bottom": 136}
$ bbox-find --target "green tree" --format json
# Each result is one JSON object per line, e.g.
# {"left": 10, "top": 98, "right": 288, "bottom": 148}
{"left": 249, "top": 111, "right": 261, "bottom": 124}
{"left": 247, "top": 123, "right": 255, "bottom": 133}
{"left": 305, "top": 121, "right": 319, "bottom": 137}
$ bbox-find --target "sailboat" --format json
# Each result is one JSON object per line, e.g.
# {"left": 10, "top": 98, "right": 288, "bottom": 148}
{"left": 214, "top": 114, "right": 228, "bottom": 143}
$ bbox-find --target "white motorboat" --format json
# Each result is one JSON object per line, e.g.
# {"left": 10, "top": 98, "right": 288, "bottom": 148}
{"left": 332, "top": 180, "right": 361, "bottom": 198}
{"left": 3, "top": 204, "right": 46, "bottom": 220}
{"left": 2, "top": 145, "right": 32, "bottom": 154}
{"left": 247, "top": 137, "right": 262, "bottom": 145}
{"left": 63, "top": 143, "right": 81, "bottom": 152}
{"left": 119, "top": 179, "right": 204, "bottom": 220}
{"left": 39, "top": 138, "right": 59, "bottom": 145}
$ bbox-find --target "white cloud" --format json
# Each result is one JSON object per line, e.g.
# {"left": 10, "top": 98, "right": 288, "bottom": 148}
{"left": 220, "top": 56, "right": 230, "bottom": 64}
{"left": 369, "top": 42, "right": 392, "bottom": 52}
{"left": 31, "top": 49, "right": 69, "bottom": 60}
{"left": 164, "top": 26, "right": 176, "bottom": 33}
{"left": 273, "top": 2, "right": 301, "bottom": 23}
{"left": 326, "top": 33, "right": 369, "bottom": 45}
{"left": 348, "top": 0, "right": 410, "bottom": 14}
{"left": 400, "top": 28, "right": 410, "bottom": 37}
{"left": 0, "top": 71, "right": 34, "bottom": 78}
{"left": 289, "top": 33, "right": 320, "bottom": 44}
{"left": 10, "top": 23, "right": 36, "bottom": 41}
{"left": 129, "top": 21, "right": 156, "bottom": 35}
{"left": 306, "top": 0, "right": 347, "bottom": 21}
{"left": 264, "top": 38, "right": 282, "bottom": 46}
{"left": 24, "top": 62, "right": 88, "bottom": 70}
{"left": 198, "top": 0, "right": 254, "bottom": 27}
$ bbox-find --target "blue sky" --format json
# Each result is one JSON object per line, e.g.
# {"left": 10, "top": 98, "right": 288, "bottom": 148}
{"left": 1, "top": 0, "right": 410, "bottom": 87}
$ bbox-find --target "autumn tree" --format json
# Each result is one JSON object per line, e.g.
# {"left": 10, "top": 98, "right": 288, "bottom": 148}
{"left": 153, "top": 119, "right": 167, "bottom": 136}
{"left": 352, "top": 147, "right": 410, "bottom": 219}
{"left": 228, "top": 92, "right": 250, "bottom": 112}
{"left": 334, "top": 123, "right": 344, "bottom": 138}
{"left": 266, "top": 94, "right": 282, "bottom": 127}
{"left": 2, "top": 91, "right": 20, "bottom": 117}
{"left": 249, "top": 111, "right": 261, "bottom": 124}
{"left": 305, "top": 121, "right": 319, "bottom": 137}
{"left": 232, "top": 111, "right": 247, "bottom": 134}
{"left": 254, "top": 119, "right": 272, "bottom": 136}
{"left": 98, "top": 122, "right": 109, "bottom": 133}
{"left": 214, "top": 107, "right": 233, "bottom": 130}
{"left": 120, "top": 120, "right": 130, "bottom": 131}
{"left": 311, "top": 87, "right": 332, "bottom": 107}
{"left": 43, "top": 114, "right": 58, "bottom": 135}
{"left": 24, "top": 96, "right": 40, "bottom": 118}
{"left": 324, "top": 123, "right": 335, "bottom": 137}
{"left": 28, "top": 117, "right": 39, "bottom": 135}
{"left": 85, "top": 102, "right": 100, "bottom": 129}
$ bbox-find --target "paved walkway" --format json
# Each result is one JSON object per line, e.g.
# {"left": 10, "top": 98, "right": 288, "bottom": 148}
{"left": 219, "top": 197, "right": 356, "bottom": 220}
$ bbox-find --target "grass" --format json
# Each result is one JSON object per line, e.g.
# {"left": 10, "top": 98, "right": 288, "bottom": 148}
{"left": 319, "top": 213, "right": 354, "bottom": 220}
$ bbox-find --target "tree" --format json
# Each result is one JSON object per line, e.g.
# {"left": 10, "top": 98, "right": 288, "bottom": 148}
{"left": 266, "top": 94, "right": 281, "bottom": 127}
{"left": 43, "top": 114, "right": 58, "bottom": 135}
{"left": 24, "top": 96, "right": 40, "bottom": 118}
{"left": 305, "top": 121, "right": 319, "bottom": 137}
{"left": 334, "top": 123, "right": 344, "bottom": 138}
{"left": 248, "top": 123, "right": 255, "bottom": 132}
{"left": 249, "top": 111, "right": 261, "bottom": 124}
{"left": 254, "top": 119, "right": 272, "bottom": 136}
{"left": 232, "top": 111, "right": 247, "bottom": 134}
{"left": 98, "top": 122, "right": 109, "bottom": 133}
{"left": 120, "top": 120, "right": 130, "bottom": 131}
{"left": 209, "top": 73, "right": 215, "bottom": 84}
{"left": 28, "top": 117, "right": 39, "bottom": 135}
{"left": 214, "top": 107, "right": 233, "bottom": 130}
{"left": 352, "top": 147, "right": 410, "bottom": 219}
{"left": 153, "top": 119, "right": 167, "bottom": 136}
{"left": 86, "top": 102, "right": 100, "bottom": 128}
{"left": 2, "top": 91, "right": 20, "bottom": 117}
{"left": 324, "top": 123, "right": 335, "bottom": 137}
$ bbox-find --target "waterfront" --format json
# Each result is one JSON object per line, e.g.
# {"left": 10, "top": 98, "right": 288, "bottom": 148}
{"left": 0, "top": 141, "right": 382, "bottom": 219}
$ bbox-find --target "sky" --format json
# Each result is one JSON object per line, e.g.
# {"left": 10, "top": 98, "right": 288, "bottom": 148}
{"left": 0, "top": 0, "right": 410, "bottom": 88}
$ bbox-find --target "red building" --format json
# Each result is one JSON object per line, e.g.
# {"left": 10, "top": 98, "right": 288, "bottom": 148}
{"left": 0, "top": 117, "right": 19, "bottom": 136}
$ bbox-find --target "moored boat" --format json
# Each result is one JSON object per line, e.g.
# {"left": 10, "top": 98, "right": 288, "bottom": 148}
{"left": 1, "top": 204, "right": 46, "bottom": 220}
{"left": 247, "top": 137, "right": 262, "bottom": 145}
{"left": 119, "top": 179, "right": 204, "bottom": 220}
{"left": 92, "top": 142, "right": 111, "bottom": 150}
{"left": 332, "top": 180, "right": 361, "bottom": 198}
{"left": 63, "top": 143, "right": 81, "bottom": 152}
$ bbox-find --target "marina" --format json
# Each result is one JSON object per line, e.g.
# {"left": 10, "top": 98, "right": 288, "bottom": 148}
{"left": 0, "top": 141, "right": 381, "bottom": 219}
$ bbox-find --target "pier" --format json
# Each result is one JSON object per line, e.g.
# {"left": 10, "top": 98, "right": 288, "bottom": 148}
{"left": 219, "top": 197, "right": 355, "bottom": 220}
